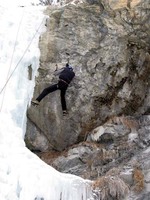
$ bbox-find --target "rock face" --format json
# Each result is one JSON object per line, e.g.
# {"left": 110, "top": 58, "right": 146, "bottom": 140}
{"left": 26, "top": 0, "right": 149, "bottom": 152}
{"left": 25, "top": 0, "right": 150, "bottom": 199}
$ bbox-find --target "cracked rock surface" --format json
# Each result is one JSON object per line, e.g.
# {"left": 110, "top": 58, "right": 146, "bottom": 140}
{"left": 26, "top": 1, "right": 150, "bottom": 199}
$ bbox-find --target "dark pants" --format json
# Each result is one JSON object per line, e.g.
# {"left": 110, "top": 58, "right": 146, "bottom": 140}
{"left": 36, "top": 80, "right": 68, "bottom": 111}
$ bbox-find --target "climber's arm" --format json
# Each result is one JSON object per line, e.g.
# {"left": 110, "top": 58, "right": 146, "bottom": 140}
{"left": 53, "top": 64, "right": 64, "bottom": 76}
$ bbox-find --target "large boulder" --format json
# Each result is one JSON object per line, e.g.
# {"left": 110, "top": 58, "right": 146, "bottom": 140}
{"left": 26, "top": 0, "right": 150, "bottom": 151}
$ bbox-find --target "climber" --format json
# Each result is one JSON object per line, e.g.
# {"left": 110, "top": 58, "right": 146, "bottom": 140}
{"left": 31, "top": 63, "right": 75, "bottom": 116}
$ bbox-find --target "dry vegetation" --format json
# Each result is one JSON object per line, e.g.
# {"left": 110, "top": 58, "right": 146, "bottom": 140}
{"left": 107, "top": 115, "right": 139, "bottom": 132}
{"left": 92, "top": 174, "right": 129, "bottom": 200}
{"left": 133, "top": 167, "right": 145, "bottom": 192}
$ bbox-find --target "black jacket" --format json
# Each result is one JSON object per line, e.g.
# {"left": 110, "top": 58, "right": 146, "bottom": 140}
{"left": 59, "top": 67, "right": 75, "bottom": 84}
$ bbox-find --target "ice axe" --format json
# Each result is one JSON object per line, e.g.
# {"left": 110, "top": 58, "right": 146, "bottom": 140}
{"left": 66, "top": 52, "right": 70, "bottom": 64}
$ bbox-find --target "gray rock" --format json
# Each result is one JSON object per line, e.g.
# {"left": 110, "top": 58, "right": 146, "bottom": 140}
{"left": 25, "top": 1, "right": 150, "bottom": 198}
{"left": 26, "top": 1, "right": 149, "bottom": 151}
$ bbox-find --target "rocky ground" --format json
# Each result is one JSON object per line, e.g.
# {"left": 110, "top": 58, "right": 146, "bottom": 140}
{"left": 36, "top": 115, "right": 150, "bottom": 199}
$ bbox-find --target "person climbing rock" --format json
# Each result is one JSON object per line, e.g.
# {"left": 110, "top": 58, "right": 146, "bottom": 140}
{"left": 31, "top": 63, "right": 75, "bottom": 116}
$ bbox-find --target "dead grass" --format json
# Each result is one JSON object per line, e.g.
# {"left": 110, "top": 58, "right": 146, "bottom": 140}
{"left": 36, "top": 150, "right": 65, "bottom": 165}
{"left": 106, "top": 115, "right": 139, "bottom": 132}
{"left": 92, "top": 174, "right": 129, "bottom": 200}
{"left": 133, "top": 167, "right": 145, "bottom": 192}
{"left": 109, "top": 0, "right": 141, "bottom": 9}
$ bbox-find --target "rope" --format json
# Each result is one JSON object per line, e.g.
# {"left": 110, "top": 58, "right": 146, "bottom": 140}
{"left": 0, "top": 16, "right": 45, "bottom": 111}
{"left": 0, "top": 9, "right": 25, "bottom": 111}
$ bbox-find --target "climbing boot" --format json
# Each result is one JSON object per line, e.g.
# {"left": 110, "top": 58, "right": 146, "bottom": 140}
{"left": 31, "top": 100, "right": 40, "bottom": 106}
{"left": 63, "top": 110, "right": 68, "bottom": 116}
